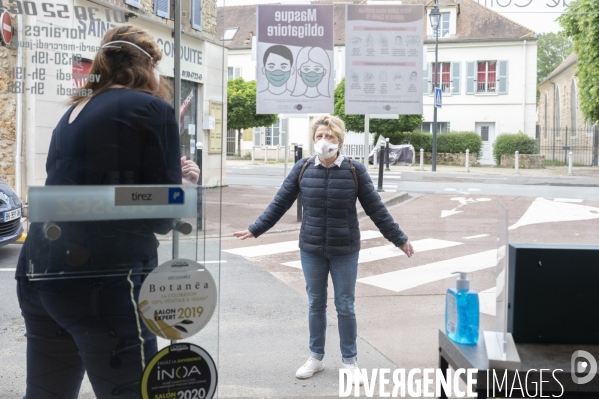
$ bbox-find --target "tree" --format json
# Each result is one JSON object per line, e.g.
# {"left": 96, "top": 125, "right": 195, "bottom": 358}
{"left": 537, "top": 32, "right": 573, "bottom": 86}
{"left": 559, "top": 0, "right": 598, "bottom": 123}
{"left": 332, "top": 78, "right": 423, "bottom": 145}
{"left": 227, "top": 78, "right": 278, "bottom": 154}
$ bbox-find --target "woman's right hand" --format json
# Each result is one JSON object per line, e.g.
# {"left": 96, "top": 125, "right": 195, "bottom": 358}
{"left": 233, "top": 230, "right": 254, "bottom": 240}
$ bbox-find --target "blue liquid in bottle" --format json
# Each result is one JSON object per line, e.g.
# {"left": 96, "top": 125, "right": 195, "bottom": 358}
{"left": 445, "top": 272, "right": 479, "bottom": 345}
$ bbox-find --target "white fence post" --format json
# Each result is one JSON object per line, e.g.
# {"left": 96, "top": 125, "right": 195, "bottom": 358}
{"left": 264, "top": 146, "right": 268, "bottom": 163}
{"left": 276, "top": 145, "right": 280, "bottom": 162}
{"left": 568, "top": 151, "right": 573, "bottom": 176}
{"left": 420, "top": 148, "right": 424, "bottom": 171}
{"left": 465, "top": 149, "right": 470, "bottom": 173}
{"left": 515, "top": 151, "right": 519, "bottom": 174}
{"left": 251, "top": 146, "right": 255, "bottom": 165}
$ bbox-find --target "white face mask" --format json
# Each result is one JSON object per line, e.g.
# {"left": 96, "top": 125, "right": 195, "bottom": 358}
{"left": 154, "top": 67, "right": 161, "bottom": 83}
{"left": 314, "top": 139, "right": 339, "bottom": 159}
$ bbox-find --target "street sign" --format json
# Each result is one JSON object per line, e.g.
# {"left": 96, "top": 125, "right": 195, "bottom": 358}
{"left": 435, "top": 87, "right": 442, "bottom": 108}
{"left": 1, "top": 11, "right": 13, "bottom": 46}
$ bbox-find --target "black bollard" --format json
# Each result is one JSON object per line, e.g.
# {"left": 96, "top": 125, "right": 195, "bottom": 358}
{"left": 385, "top": 138, "right": 391, "bottom": 171}
{"left": 377, "top": 142, "right": 385, "bottom": 192}
{"left": 295, "top": 145, "right": 303, "bottom": 222}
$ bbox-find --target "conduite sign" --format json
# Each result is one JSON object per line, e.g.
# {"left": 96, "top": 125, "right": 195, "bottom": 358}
{"left": 435, "top": 87, "right": 442, "bottom": 108}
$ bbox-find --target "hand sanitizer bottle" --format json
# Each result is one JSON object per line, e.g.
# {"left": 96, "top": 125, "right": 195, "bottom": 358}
{"left": 445, "top": 271, "right": 479, "bottom": 345}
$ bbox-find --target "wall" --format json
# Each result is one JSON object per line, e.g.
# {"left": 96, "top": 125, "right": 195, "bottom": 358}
{"left": 0, "top": 46, "right": 17, "bottom": 188}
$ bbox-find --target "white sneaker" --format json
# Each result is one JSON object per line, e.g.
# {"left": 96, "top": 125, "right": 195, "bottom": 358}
{"left": 296, "top": 357, "right": 324, "bottom": 379}
{"left": 343, "top": 363, "right": 364, "bottom": 386}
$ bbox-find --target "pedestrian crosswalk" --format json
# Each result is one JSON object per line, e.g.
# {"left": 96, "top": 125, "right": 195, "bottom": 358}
{"left": 281, "top": 238, "right": 462, "bottom": 269}
{"left": 225, "top": 231, "right": 499, "bottom": 299}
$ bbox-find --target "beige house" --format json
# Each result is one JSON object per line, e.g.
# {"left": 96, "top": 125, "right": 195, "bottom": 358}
{"left": 537, "top": 53, "right": 598, "bottom": 166}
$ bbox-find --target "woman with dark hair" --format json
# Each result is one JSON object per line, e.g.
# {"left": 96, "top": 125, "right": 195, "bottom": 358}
{"left": 15, "top": 26, "right": 198, "bottom": 398}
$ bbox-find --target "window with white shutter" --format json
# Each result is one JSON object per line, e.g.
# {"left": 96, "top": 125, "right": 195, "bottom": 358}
{"left": 497, "top": 60, "right": 508, "bottom": 94}
{"left": 155, "top": 0, "right": 169, "bottom": 19}
{"left": 124, "top": 0, "right": 141, "bottom": 8}
{"left": 451, "top": 62, "right": 460, "bottom": 95}
{"left": 191, "top": 0, "right": 202, "bottom": 31}
{"left": 423, "top": 63, "right": 430, "bottom": 95}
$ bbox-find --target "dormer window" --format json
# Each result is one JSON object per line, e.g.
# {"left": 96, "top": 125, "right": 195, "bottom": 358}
{"left": 437, "top": 13, "right": 450, "bottom": 38}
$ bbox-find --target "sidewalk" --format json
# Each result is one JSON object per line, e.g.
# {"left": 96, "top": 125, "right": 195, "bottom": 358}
{"left": 226, "top": 158, "right": 599, "bottom": 180}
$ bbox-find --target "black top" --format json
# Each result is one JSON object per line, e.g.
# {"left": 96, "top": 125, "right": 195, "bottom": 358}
{"left": 249, "top": 157, "right": 408, "bottom": 255}
{"left": 16, "top": 89, "right": 182, "bottom": 281}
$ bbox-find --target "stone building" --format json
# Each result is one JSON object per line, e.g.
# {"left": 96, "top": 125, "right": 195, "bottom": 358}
{"left": 0, "top": 36, "right": 18, "bottom": 188}
{"left": 2, "top": 0, "right": 226, "bottom": 199}
{"left": 537, "top": 53, "right": 598, "bottom": 166}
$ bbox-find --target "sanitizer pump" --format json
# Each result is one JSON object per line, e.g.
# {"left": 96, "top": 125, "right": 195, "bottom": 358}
{"left": 445, "top": 271, "right": 479, "bottom": 345}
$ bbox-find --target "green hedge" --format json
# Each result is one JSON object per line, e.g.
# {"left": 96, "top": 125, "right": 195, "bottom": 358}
{"left": 377, "top": 131, "right": 482, "bottom": 155}
{"left": 492, "top": 133, "right": 539, "bottom": 165}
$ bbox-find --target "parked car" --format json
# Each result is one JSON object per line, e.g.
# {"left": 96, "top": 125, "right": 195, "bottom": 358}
{"left": 0, "top": 178, "right": 23, "bottom": 247}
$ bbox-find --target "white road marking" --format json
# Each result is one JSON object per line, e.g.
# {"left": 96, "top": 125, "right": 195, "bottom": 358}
{"left": 468, "top": 188, "right": 481, "bottom": 192}
{"left": 479, "top": 287, "right": 496, "bottom": 316}
{"left": 509, "top": 197, "right": 599, "bottom": 230}
{"left": 224, "top": 230, "right": 383, "bottom": 257}
{"left": 441, "top": 209, "right": 463, "bottom": 218}
{"left": 281, "top": 238, "right": 463, "bottom": 269}
{"left": 441, "top": 197, "right": 492, "bottom": 218}
{"left": 357, "top": 249, "right": 497, "bottom": 292}
{"left": 444, "top": 188, "right": 457, "bottom": 191}
{"left": 463, "top": 234, "right": 489, "bottom": 240}
{"left": 383, "top": 176, "right": 402, "bottom": 179}
{"left": 554, "top": 198, "right": 583, "bottom": 203}
{"left": 0, "top": 268, "right": 16, "bottom": 271}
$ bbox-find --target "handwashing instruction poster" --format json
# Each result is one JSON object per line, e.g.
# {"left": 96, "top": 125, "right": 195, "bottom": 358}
{"left": 345, "top": 4, "right": 424, "bottom": 115}
{"left": 256, "top": 5, "right": 334, "bottom": 114}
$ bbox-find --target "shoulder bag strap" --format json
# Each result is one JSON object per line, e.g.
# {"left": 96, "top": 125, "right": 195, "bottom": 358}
{"left": 297, "top": 156, "right": 314, "bottom": 186}
{"left": 348, "top": 159, "right": 358, "bottom": 198}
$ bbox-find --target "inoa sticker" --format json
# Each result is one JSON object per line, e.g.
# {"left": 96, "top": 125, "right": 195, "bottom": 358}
{"left": 115, "top": 187, "right": 185, "bottom": 206}
{"left": 138, "top": 259, "right": 217, "bottom": 340}
{"left": 141, "top": 344, "right": 217, "bottom": 399}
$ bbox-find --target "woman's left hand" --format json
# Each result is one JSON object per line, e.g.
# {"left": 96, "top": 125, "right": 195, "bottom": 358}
{"left": 398, "top": 241, "right": 414, "bottom": 258}
{"left": 181, "top": 156, "right": 200, "bottom": 185}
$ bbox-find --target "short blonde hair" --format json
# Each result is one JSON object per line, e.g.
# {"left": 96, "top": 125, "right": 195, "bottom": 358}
{"left": 311, "top": 115, "right": 345, "bottom": 147}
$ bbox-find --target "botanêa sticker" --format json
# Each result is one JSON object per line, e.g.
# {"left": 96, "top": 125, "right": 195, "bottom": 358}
{"left": 138, "top": 259, "right": 217, "bottom": 340}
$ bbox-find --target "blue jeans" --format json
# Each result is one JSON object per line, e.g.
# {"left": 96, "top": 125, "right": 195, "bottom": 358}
{"left": 300, "top": 250, "right": 359, "bottom": 364}
{"left": 17, "top": 275, "right": 157, "bottom": 399}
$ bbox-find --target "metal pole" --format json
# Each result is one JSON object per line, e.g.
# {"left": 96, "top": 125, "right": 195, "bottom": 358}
{"left": 264, "top": 146, "right": 267, "bottom": 163}
{"left": 364, "top": 115, "right": 370, "bottom": 166}
{"left": 374, "top": 143, "right": 378, "bottom": 166}
{"left": 465, "top": 149, "right": 470, "bottom": 173}
{"left": 385, "top": 138, "right": 391, "bottom": 171}
{"left": 420, "top": 148, "right": 424, "bottom": 171}
{"left": 564, "top": 126, "right": 569, "bottom": 165}
{"left": 432, "top": 15, "right": 439, "bottom": 172}
{"left": 515, "top": 151, "right": 519, "bottom": 174}
{"left": 377, "top": 142, "right": 385, "bottom": 192}
{"left": 174, "top": 0, "right": 181, "bottom": 134}
{"left": 568, "top": 151, "right": 573, "bottom": 175}
{"left": 251, "top": 145, "right": 255, "bottom": 165}
{"left": 276, "top": 145, "right": 280, "bottom": 162}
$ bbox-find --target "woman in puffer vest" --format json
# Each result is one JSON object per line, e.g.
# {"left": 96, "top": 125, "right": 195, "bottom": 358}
{"left": 234, "top": 115, "right": 414, "bottom": 385}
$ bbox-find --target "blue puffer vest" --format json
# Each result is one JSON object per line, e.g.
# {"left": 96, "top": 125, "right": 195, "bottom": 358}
{"left": 248, "top": 157, "right": 408, "bottom": 255}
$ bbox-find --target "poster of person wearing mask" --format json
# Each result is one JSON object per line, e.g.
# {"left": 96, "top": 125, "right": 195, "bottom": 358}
{"left": 256, "top": 5, "right": 334, "bottom": 114}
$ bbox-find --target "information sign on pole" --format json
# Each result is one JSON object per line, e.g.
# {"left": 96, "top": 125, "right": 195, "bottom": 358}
{"left": 435, "top": 87, "right": 442, "bottom": 108}
{"left": 256, "top": 5, "right": 334, "bottom": 114}
{"left": 345, "top": 4, "right": 424, "bottom": 115}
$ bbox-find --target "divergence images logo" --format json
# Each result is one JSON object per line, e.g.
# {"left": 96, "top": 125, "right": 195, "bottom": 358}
{"left": 571, "top": 350, "right": 597, "bottom": 385}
